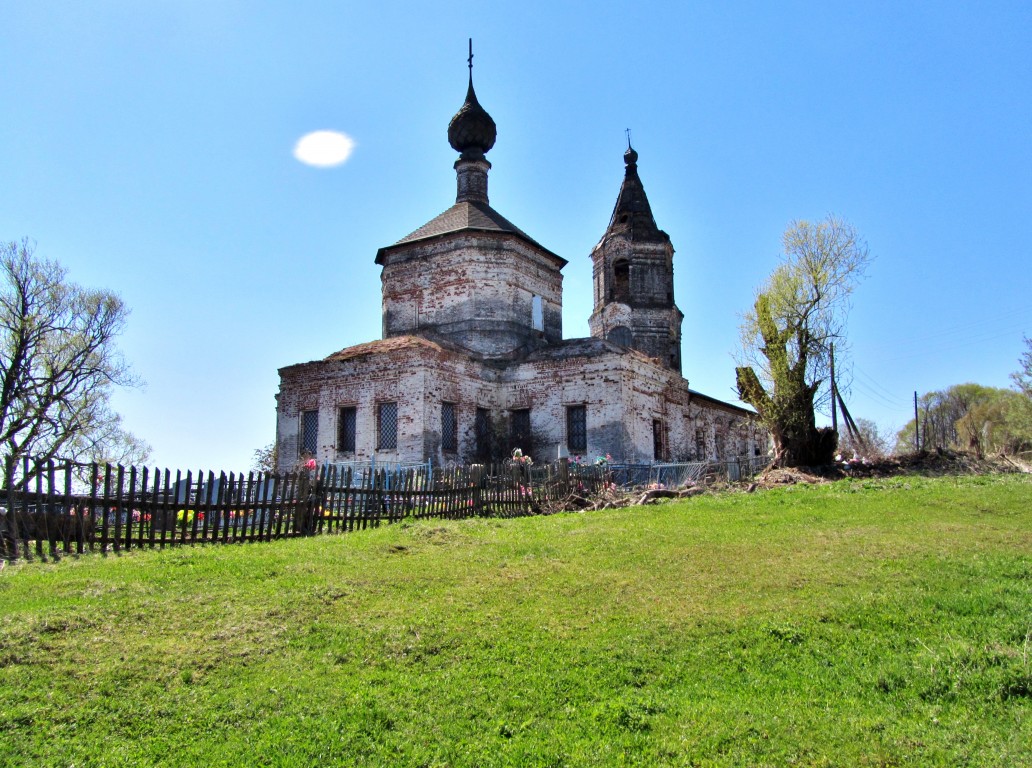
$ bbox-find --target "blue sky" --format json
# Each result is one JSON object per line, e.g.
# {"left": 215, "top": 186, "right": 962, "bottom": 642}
{"left": 3, "top": 1, "right": 1030, "bottom": 471}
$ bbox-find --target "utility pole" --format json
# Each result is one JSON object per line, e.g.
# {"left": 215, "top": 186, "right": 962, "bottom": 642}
{"left": 830, "top": 343, "right": 838, "bottom": 435}
{"left": 914, "top": 391, "right": 921, "bottom": 452}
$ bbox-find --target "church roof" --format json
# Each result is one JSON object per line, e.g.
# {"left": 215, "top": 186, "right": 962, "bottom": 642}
{"left": 688, "top": 388, "right": 757, "bottom": 417}
{"left": 375, "top": 200, "right": 566, "bottom": 265}
{"left": 322, "top": 335, "right": 456, "bottom": 363}
{"left": 599, "top": 145, "right": 670, "bottom": 245}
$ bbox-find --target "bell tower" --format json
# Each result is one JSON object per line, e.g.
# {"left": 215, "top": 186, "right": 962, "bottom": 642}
{"left": 588, "top": 144, "right": 684, "bottom": 372}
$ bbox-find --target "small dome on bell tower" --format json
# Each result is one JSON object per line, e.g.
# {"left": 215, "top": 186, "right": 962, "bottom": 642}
{"left": 448, "top": 80, "right": 496, "bottom": 160}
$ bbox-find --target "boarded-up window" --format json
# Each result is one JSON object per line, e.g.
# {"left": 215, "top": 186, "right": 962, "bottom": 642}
{"left": 475, "top": 408, "right": 492, "bottom": 461}
{"left": 300, "top": 410, "right": 319, "bottom": 456}
{"left": 338, "top": 406, "right": 357, "bottom": 453}
{"left": 511, "top": 409, "right": 531, "bottom": 452}
{"left": 695, "top": 428, "right": 706, "bottom": 459}
{"left": 441, "top": 402, "right": 458, "bottom": 452}
{"left": 377, "top": 402, "right": 398, "bottom": 450}
{"left": 567, "top": 405, "right": 587, "bottom": 453}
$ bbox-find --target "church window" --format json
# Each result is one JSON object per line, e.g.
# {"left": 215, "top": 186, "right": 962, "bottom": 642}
{"left": 300, "top": 410, "right": 319, "bottom": 456}
{"left": 531, "top": 295, "right": 543, "bottom": 331}
{"left": 475, "top": 408, "right": 492, "bottom": 461}
{"left": 566, "top": 405, "right": 587, "bottom": 453}
{"left": 653, "top": 419, "right": 666, "bottom": 461}
{"left": 695, "top": 428, "right": 706, "bottom": 459}
{"left": 441, "top": 402, "right": 458, "bottom": 452}
{"left": 377, "top": 402, "right": 398, "bottom": 450}
{"left": 511, "top": 409, "right": 531, "bottom": 452}
{"left": 613, "top": 260, "right": 630, "bottom": 302}
{"left": 337, "top": 406, "right": 357, "bottom": 453}
{"left": 607, "top": 325, "right": 632, "bottom": 347}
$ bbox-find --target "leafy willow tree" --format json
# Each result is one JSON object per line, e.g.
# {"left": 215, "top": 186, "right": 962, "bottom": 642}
{"left": 0, "top": 239, "right": 148, "bottom": 484}
{"left": 735, "top": 215, "right": 871, "bottom": 467}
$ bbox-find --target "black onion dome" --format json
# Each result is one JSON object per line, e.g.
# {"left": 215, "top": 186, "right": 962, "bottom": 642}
{"left": 624, "top": 145, "right": 638, "bottom": 166}
{"left": 448, "top": 77, "right": 496, "bottom": 159}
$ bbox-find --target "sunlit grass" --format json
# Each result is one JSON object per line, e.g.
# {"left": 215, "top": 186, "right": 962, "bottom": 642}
{"left": 1, "top": 474, "right": 1030, "bottom": 766}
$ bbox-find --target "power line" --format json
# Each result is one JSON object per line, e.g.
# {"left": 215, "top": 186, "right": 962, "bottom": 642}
{"left": 860, "top": 306, "right": 1031, "bottom": 359}
{"left": 851, "top": 378, "right": 906, "bottom": 409}
{"left": 873, "top": 324, "right": 1030, "bottom": 365}
{"left": 853, "top": 367, "right": 907, "bottom": 405}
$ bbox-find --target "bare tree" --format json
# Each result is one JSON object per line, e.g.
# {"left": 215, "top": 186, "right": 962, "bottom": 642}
{"left": 252, "top": 443, "right": 278, "bottom": 474}
{"left": 0, "top": 240, "right": 147, "bottom": 483}
{"left": 735, "top": 215, "right": 871, "bottom": 467}
{"left": 1013, "top": 336, "right": 1032, "bottom": 399}
{"left": 838, "top": 417, "right": 891, "bottom": 459}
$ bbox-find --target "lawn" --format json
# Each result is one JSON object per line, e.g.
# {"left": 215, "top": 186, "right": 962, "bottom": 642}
{"left": 1, "top": 474, "right": 1030, "bottom": 766}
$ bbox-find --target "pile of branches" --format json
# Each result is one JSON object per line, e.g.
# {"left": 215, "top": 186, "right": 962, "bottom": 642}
{"left": 749, "top": 448, "right": 1031, "bottom": 487}
{"left": 539, "top": 482, "right": 711, "bottom": 514}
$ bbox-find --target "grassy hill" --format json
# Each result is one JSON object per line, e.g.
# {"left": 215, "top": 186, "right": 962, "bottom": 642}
{"left": 1, "top": 474, "right": 1030, "bottom": 766}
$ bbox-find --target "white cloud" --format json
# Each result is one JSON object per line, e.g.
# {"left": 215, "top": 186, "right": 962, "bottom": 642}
{"left": 293, "top": 130, "right": 355, "bottom": 167}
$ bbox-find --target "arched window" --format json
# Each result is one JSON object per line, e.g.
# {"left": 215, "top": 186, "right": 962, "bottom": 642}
{"left": 531, "top": 295, "right": 543, "bottom": 331}
{"left": 607, "top": 326, "right": 632, "bottom": 347}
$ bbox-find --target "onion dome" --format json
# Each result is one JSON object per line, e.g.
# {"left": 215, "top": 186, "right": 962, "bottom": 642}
{"left": 448, "top": 76, "right": 497, "bottom": 160}
{"left": 624, "top": 145, "right": 638, "bottom": 167}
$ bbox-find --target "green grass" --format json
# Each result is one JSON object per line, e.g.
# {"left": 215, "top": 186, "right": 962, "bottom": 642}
{"left": 1, "top": 474, "right": 1030, "bottom": 767}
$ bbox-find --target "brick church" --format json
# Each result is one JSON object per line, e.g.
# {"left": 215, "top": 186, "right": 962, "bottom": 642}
{"left": 275, "top": 67, "right": 767, "bottom": 470}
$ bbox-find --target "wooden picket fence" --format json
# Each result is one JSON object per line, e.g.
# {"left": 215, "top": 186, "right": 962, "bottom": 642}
{"left": 0, "top": 457, "right": 611, "bottom": 562}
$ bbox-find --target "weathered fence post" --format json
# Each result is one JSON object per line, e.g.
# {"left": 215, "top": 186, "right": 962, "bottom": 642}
{"left": 559, "top": 457, "right": 570, "bottom": 496}
{"left": 471, "top": 464, "right": 484, "bottom": 516}
{"left": 292, "top": 466, "right": 321, "bottom": 536}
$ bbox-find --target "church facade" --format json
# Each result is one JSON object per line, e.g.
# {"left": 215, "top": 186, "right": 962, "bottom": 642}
{"left": 275, "top": 71, "right": 767, "bottom": 470}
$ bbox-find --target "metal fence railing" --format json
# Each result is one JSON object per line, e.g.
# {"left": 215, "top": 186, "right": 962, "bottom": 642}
{"left": 319, "top": 460, "right": 432, "bottom": 490}
{"left": 609, "top": 455, "right": 770, "bottom": 489}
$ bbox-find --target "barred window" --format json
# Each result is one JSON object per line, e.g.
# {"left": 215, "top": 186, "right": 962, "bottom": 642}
{"left": 511, "top": 409, "right": 531, "bottom": 451}
{"left": 377, "top": 402, "right": 398, "bottom": 450}
{"left": 566, "top": 405, "right": 587, "bottom": 453}
{"left": 475, "top": 408, "right": 492, "bottom": 461}
{"left": 300, "top": 410, "right": 319, "bottom": 456}
{"left": 338, "top": 406, "right": 357, "bottom": 453}
{"left": 441, "top": 402, "right": 458, "bottom": 452}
